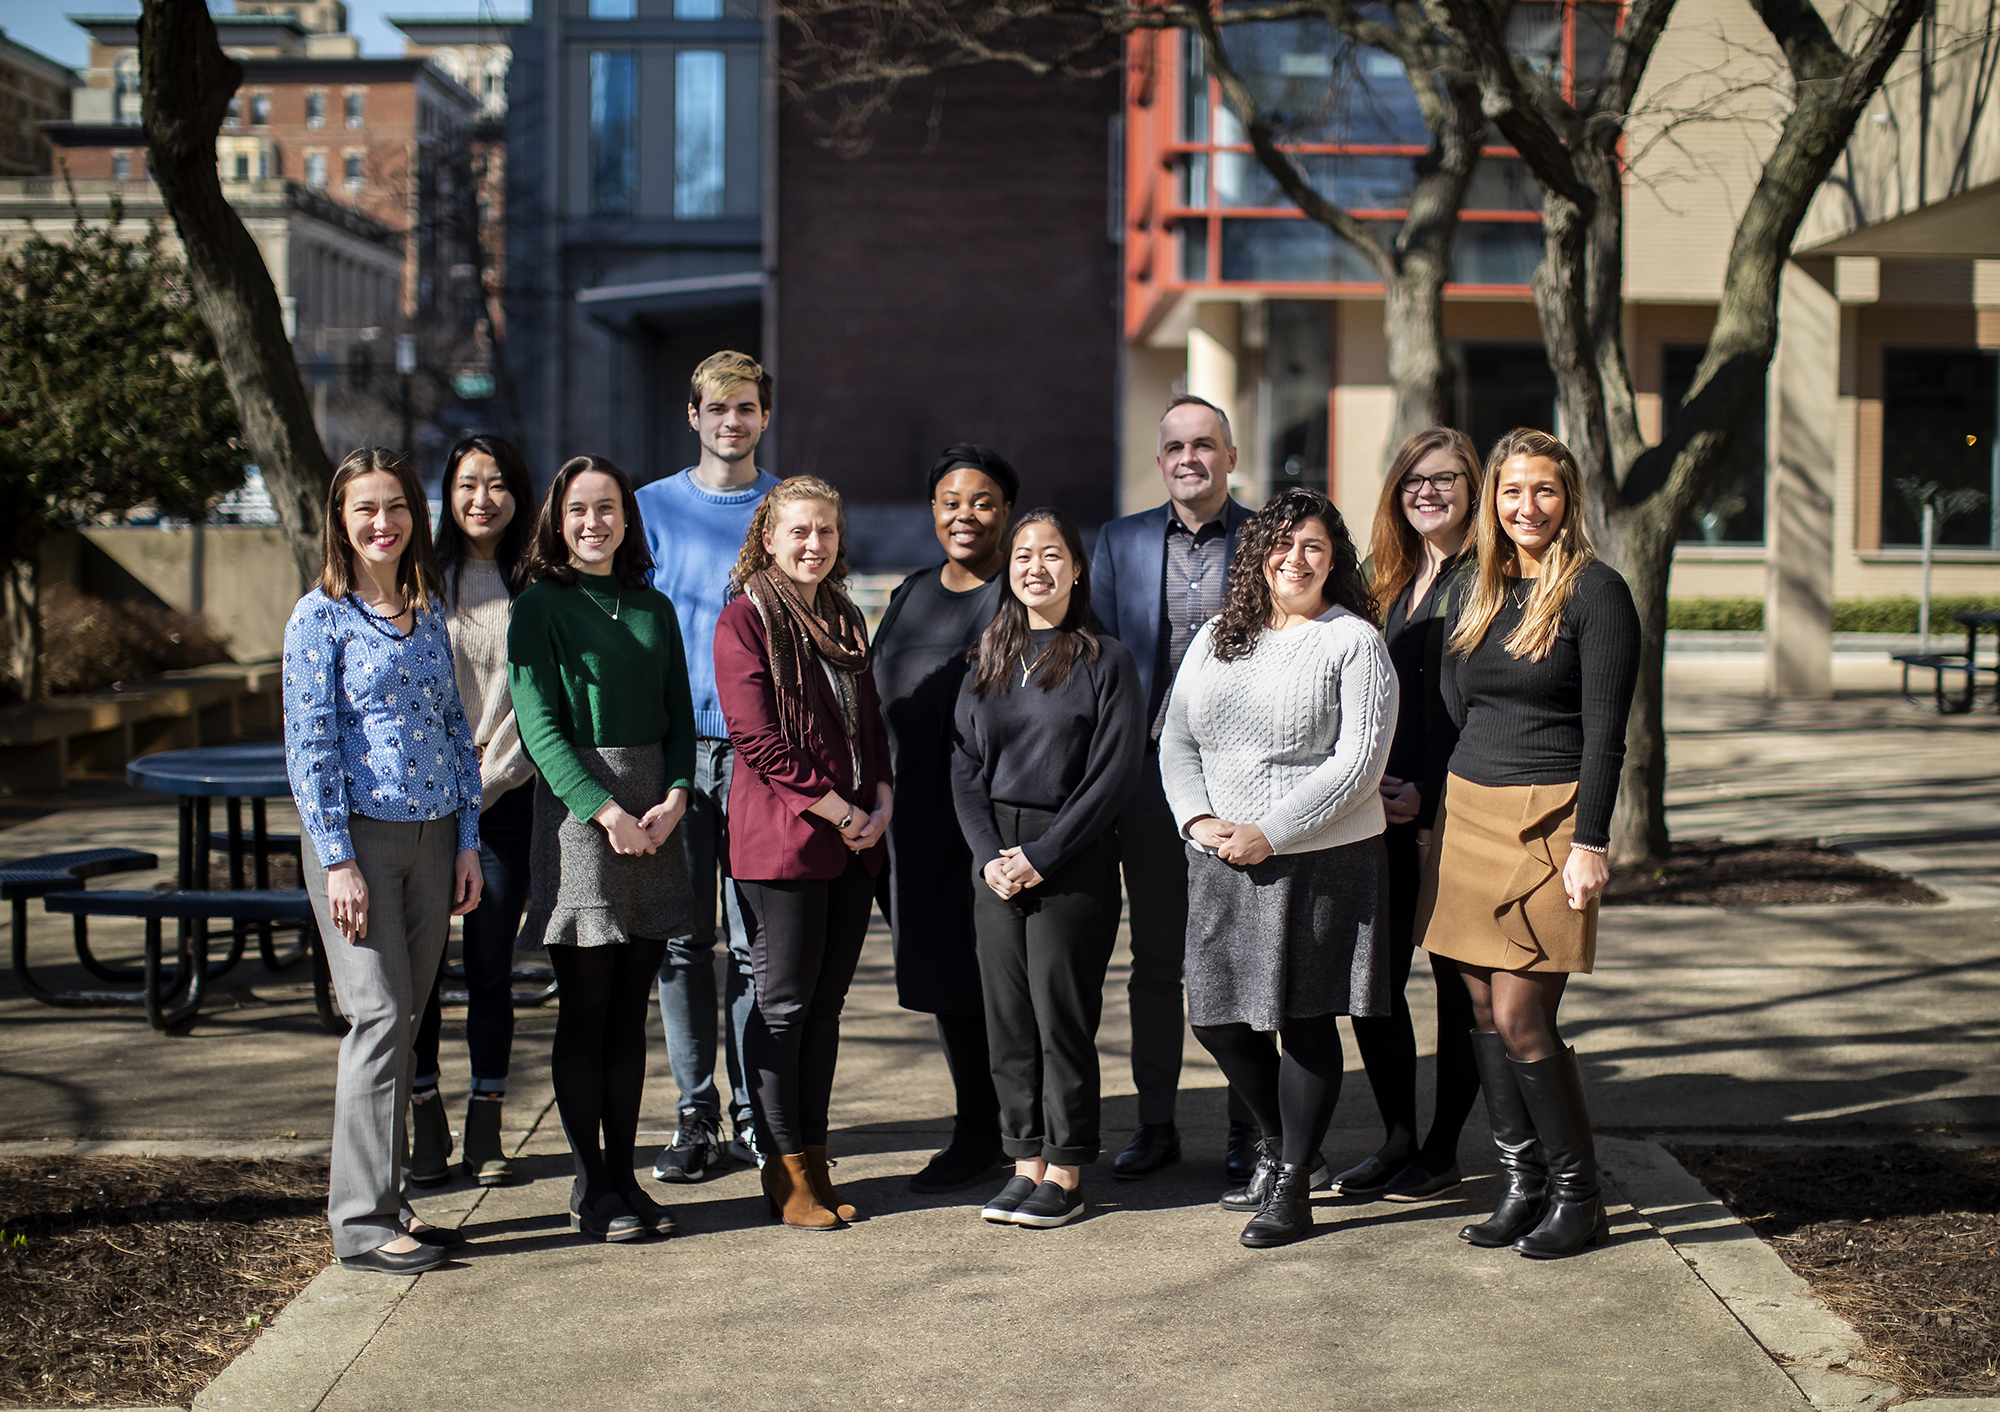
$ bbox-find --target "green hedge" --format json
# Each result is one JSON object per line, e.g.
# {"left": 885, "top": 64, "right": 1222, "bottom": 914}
{"left": 1666, "top": 595, "right": 2000, "bottom": 633}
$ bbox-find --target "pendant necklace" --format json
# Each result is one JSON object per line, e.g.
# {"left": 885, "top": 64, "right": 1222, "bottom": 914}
{"left": 580, "top": 581, "right": 622, "bottom": 621}
{"left": 1019, "top": 646, "right": 1051, "bottom": 685}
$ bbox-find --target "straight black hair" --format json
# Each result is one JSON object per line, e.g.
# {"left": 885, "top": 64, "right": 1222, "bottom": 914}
{"left": 435, "top": 434, "right": 534, "bottom": 603}
{"left": 968, "top": 508, "right": 1100, "bottom": 697}
{"left": 524, "top": 455, "right": 656, "bottom": 591}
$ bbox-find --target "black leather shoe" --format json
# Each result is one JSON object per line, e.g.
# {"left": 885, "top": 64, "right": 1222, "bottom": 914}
{"left": 1012, "top": 1180, "right": 1086, "bottom": 1228}
{"left": 1331, "top": 1151, "right": 1406, "bottom": 1197}
{"left": 1510, "top": 1047, "right": 1610, "bottom": 1260}
{"left": 910, "top": 1133, "right": 1006, "bottom": 1193}
{"left": 1383, "top": 1159, "right": 1464, "bottom": 1203}
{"left": 569, "top": 1186, "right": 645, "bottom": 1243}
{"left": 1240, "top": 1164, "right": 1314, "bottom": 1248}
{"left": 1225, "top": 1121, "right": 1258, "bottom": 1182}
{"left": 1221, "top": 1144, "right": 1333, "bottom": 1211}
{"left": 1113, "top": 1123, "right": 1181, "bottom": 1180}
{"left": 612, "top": 1184, "right": 679, "bottom": 1237}
{"left": 340, "top": 1242, "right": 447, "bottom": 1275}
{"left": 981, "top": 1174, "right": 1039, "bottom": 1224}
{"left": 408, "top": 1222, "right": 467, "bottom": 1247}
{"left": 1460, "top": 1032, "right": 1549, "bottom": 1247}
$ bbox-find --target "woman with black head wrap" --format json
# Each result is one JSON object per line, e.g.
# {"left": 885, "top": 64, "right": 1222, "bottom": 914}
{"left": 870, "top": 444, "right": 1018, "bottom": 1192}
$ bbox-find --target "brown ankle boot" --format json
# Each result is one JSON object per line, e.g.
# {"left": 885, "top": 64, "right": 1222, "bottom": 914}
{"left": 804, "top": 1144, "right": 860, "bottom": 1221}
{"left": 762, "top": 1153, "right": 841, "bottom": 1230}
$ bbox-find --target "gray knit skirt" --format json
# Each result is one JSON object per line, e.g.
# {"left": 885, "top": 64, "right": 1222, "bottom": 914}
{"left": 1184, "top": 835, "right": 1391, "bottom": 1032}
{"left": 518, "top": 743, "right": 692, "bottom": 949}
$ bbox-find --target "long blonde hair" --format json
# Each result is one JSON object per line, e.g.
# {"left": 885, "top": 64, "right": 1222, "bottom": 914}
{"left": 1449, "top": 428, "right": 1598, "bottom": 662}
{"left": 729, "top": 475, "right": 851, "bottom": 592}
{"left": 1367, "top": 427, "right": 1483, "bottom": 603}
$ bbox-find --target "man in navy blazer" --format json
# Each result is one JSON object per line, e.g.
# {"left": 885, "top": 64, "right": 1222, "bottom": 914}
{"left": 1091, "top": 394, "right": 1257, "bottom": 1182}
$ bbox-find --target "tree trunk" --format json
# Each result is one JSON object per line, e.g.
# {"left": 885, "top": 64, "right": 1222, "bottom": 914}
{"left": 138, "top": 0, "right": 331, "bottom": 589}
{"left": 1381, "top": 257, "right": 1454, "bottom": 454}
{"left": 1600, "top": 504, "right": 1676, "bottom": 860}
{"left": 3, "top": 557, "right": 41, "bottom": 703}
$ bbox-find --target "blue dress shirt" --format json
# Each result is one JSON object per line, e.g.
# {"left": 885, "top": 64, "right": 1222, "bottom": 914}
{"left": 283, "top": 588, "right": 483, "bottom": 868}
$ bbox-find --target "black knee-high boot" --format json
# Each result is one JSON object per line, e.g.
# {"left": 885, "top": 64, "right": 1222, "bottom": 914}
{"left": 1509, "top": 1046, "right": 1609, "bottom": 1259}
{"left": 1459, "top": 1031, "right": 1548, "bottom": 1248}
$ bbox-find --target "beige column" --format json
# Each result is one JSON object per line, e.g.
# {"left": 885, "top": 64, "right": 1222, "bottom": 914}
{"left": 1765, "top": 263, "right": 1840, "bottom": 697}
{"left": 1187, "top": 303, "right": 1251, "bottom": 504}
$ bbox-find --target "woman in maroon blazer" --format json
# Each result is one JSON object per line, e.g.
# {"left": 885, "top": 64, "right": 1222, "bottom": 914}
{"left": 714, "top": 475, "right": 893, "bottom": 1231}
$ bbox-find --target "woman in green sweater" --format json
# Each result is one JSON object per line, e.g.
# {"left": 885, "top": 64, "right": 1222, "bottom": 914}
{"left": 510, "top": 455, "right": 697, "bottom": 1242}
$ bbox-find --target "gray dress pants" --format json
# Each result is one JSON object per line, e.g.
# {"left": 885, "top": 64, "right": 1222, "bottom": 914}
{"left": 303, "top": 813, "right": 458, "bottom": 1258}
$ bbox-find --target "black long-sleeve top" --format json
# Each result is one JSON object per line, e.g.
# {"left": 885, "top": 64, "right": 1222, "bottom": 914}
{"left": 1437, "top": 561, "right": 1641, "bottom": 848}
{"left": 1383, "top": 550, "right": 1471, "bottom": 832}
{"left": 951, "top": 628, "right": 1145, "bottom": 878}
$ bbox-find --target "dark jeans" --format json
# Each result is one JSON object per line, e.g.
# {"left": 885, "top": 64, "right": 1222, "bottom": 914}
{"left": 738, "top": 856, "right": 875, "bottom": 1156}
{"left": 413, "top": 782, "right": 533, "bottom": 1093}
{"left": 1114, "top": 744, "right": 1249, "bottom": 1128}
{"left": 655, "top": 738, "right": 755, "bottom": 1128}
{"left": 975, "top": 806, "right": 1121, "bottom": 1167}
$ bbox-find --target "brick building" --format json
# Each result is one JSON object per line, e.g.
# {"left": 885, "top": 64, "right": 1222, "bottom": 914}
{"left": 0, "top": 29, "right": 76, "bottom": 178}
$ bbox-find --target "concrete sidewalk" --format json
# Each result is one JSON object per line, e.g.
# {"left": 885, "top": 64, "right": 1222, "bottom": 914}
{"left": 2, "top": 669, "right": 1994, "bottom": 1410}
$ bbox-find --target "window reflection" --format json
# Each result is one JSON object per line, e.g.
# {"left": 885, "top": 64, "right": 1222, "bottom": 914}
{"left": 675, "top": 50, "right": 726, "bottom": 219}
{"left": 1267, "top": 302, "right": 1332, "bottom": 493}
{"left": 675, "top": 0, "right": 723, "bottom": 14}
{"left": 1666, "top": 345, "right": 1767, "bottom": 545}
{"left": 590, "top": 51, "right": 637, "bottom": 218}
{"left": 1180, "top": 220, "right": 1209, "bottom": 281}
{"left": 1880, "top": 349, "right": 1997, "bottom": 548}
{"left": 589, "top": 0, "right": 637, "bottom": 18}
{"left": 1451, "top": 223, "right": 1542, "bottom": 284}
{"left": 1220, "top": 219, "right": 1385, "bottom": 282}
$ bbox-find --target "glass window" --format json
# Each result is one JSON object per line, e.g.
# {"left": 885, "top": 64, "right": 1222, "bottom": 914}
{"left": 1176, "top": 153, "right": 1209, "bottom": 208}
{"left": 1221, "top": 154, "right": 1418, "bottom": 211}
{"left": 344, "top": 92, "right": 364, "bottom": 128}
{"left": 306, "top": 92, "right": 325, "bottom": 128}
{"left": 1266, "top": 302, "right": 1332, "bottom": 492}
{"left": 1573, "top": 4, "right": 1618, "bottom": 103}
{"left": 1465, "top": 157, "right": 1540, "bottom": 211}
{"left": 345, "top": 152, "right": 364, "bottom": 188}
{"left": 224, "top": 96, "right": 241, "bottom": 128}
{"left": 1664, "top": 345, "right": 1767, "bottom": 544}
{"left": 1452, "top": 223, "right": 1542, "bottom": 284}
{"left": 1181, "top": 30, "right": 1208, "bottom": 143}
{"left": 250, "top": 94, "right": 270, "bottom": 125}
{"left": 1457, "top": 343, "right": 1557, "bottom": 455}
{"left": 1508, "top": 3, "right": 1565, "bottom": 79}
{"left": 112, "top": 151, "right": 130, "bottom": 180}
{"left": 232, "top": 153, "right": 249, "bottom": 180}
{"left": 306, "top": 152, "right": 328, "bottom": 188}
{"left": 675, "top": 0, "right": 722, "bottom": 14}
{"left": 589, "top": 0, "right": 637, "bottom": 16}
{"left": 1880, "top": 349, "right": 1998, "bottom": 548}
{"left": 590, "top": 51, "right": 637, "bottom": 218}
{"left": 675, "top": 50, "right": 726, "bottom": 219}
{"left": 1220, "top": 219, "right": 1384, "bottom": 282}
{"left": 1180, "top": 219, "right": 1209, "bottom": 281}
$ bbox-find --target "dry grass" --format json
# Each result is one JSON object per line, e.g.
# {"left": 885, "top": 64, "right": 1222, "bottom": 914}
{"left": 0, "top": 1157, "right": 330, "bottom": 1408}
{"left": 1, "top": 588, "right": 231, "bottom": 701}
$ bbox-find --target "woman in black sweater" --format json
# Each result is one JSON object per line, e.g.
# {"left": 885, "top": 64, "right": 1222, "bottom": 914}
{"left": 952, "top": 509, "right": 1143, "bottom": 1230}
{"left": 1419, "top": 427, "right": 1640, "bottom": 1260}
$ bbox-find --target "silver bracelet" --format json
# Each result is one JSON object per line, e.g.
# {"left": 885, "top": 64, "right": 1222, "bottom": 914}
{"left": 1570, "top": 841, "right": 1608, "bottom": 855}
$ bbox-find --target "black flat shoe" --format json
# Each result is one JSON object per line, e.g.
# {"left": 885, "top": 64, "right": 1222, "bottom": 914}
{"left": 981, "top": 1175, "right": 1039, "bottom": 1224}
{"left": 1382, "top": 1160, "right": 1464, "bottom": 1203}
{"left": 340, "top": 1242, "right": 447, "bottom": 1275}
{"left": 910, "top": 1135, "right": 1006, "bottom": 1193}
{"left": 1012, "top": 1180, "right": 1086, "bottom": 1229}
{"left": 611, "top": 1185, "right": 679, "bottom": 1238}
{"left": 408, "top": 1222, "right": 467, "bottom": 1247}
{"left": 569, "top": 1188, "right": 645, "bottom": 1243}
{"left": 1113, "top": 1123, "right": 1181, "bottom": 1180}
{"left": 1331, "top": 1152, "right": 1404, "bottom": 1197}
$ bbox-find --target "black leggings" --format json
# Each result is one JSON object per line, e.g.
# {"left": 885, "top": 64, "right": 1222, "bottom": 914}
{"left": 1193, "top": 1013, "right": 1346, "bottom": 1170}
{"left": 1348, "top": 822, "right": 1481, "bottom": 1170}
{"left": 738, "top": 856, "right": 876, "bottom": 1156}
{"left": 546, "top": 936, "right": 668, "bottom": 1198}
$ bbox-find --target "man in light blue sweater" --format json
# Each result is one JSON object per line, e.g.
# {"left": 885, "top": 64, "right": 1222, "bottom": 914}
{"left": 636, "top": 350, "right": 780, "bottom": 1181}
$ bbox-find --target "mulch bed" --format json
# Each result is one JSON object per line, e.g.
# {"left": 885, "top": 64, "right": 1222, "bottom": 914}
{"left": 0, "top": 1157, "right": 331, "bottom": 1408}
{"left": 1673, "top": 1143, "right": 2000, "bottom": 1401}
{"left": 1607, "top": 838, "right": 1940, "bottom": 907}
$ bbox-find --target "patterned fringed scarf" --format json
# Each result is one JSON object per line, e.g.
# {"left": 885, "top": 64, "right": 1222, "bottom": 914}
{"left": 745, "top": 566, "right": 869, "bottom": 787}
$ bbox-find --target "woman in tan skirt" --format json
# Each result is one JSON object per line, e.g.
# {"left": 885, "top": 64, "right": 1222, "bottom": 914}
{"left": 1418, "top": 428, "right": 1639, "bottom": 1260}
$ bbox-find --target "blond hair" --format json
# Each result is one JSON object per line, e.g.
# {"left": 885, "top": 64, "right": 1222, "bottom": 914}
{"left": 730, "top": 476, "right": 850, "bottom": 592}
{"left": 1449, "top": 428, "right": 1599, "bottom": 663}
{"left": 689, "top": 350, "right": 772, "bottom": 413}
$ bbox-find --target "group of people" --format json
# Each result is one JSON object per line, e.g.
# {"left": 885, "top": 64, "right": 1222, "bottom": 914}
{"left": 282, "top": 350, "right": 1640, "bottom": 1276}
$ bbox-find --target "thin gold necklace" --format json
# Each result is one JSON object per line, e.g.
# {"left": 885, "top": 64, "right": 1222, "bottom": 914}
{"left": 1020, "top": 645, "right": 1051, "bottom": 685}
{"left": 579, "top": 579, "right": 621, "bottom": 621}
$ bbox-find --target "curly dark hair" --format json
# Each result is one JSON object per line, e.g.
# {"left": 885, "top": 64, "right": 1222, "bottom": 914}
{"left": 1210, "top": 488, "right": 1376, "bottom": 663}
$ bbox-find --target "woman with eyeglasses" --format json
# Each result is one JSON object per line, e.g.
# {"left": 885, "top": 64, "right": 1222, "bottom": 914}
{"left": 1420, "top": 428, "right": 1640, "bottom": 1260}
{"left": 1331, "top": 430, "right": 1486, "bottom": 1206}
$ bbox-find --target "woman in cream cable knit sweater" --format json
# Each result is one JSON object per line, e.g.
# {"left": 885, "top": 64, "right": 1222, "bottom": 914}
{"left": 1160, "top": 487, "right": 1397, "bottom": 1248}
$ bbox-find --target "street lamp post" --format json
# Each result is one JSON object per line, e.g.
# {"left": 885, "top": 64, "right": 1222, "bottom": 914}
{"left": 397, "top": 332, "right": 417, "bottom": 455}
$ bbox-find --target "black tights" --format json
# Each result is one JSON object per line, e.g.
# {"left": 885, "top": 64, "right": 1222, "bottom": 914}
{"left": 1349, "top": 946, "right": 1481, "bottom": 1173}
{"left": 936, "top": 1010, "right": 1002, "bottom": 1137}
{"left": 1193, "top": 1014, "right": 1346, "bottom": 1169}
{"left": 546, "top": 936, "right": 668, "bottom": 1200}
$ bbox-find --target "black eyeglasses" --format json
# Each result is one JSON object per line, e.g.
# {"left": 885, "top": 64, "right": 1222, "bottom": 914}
{"left": 1399, "top": 471, "right": 1464, "bottom": 495}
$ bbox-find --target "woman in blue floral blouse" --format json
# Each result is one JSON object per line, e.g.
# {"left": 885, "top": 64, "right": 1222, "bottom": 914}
{"left": 284, "top": 447, "right": 485, "bottom": 1276}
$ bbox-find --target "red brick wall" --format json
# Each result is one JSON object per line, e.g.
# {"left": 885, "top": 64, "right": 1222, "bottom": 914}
{"left": 775, "top": 63, "right": 1122, "bottom": 524}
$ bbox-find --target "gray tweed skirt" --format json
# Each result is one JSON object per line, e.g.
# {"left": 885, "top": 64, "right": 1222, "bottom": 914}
{"left": 518, "top": 743, "right": 691, "bottom": 949}
{"left": 1184, "top": 834, "right": 1391, "bottom": 1032}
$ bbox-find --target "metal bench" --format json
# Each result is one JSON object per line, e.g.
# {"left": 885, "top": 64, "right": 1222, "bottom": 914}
{"left": 1893, "top": 653, "right": 1982, "bottom": 714}
{"left": 41, "top": 889, "right": 343, "bottom": 1035}
{"left": 4, "top": 848, "right": 161, "bottom": 1007}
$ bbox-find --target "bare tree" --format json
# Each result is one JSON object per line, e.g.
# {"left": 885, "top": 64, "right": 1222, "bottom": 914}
{"left": 780, "top": 1, "right": 1502, "bottom": 447}
{"left": 139, "top": 0, "right": 333, "bottom": 583}
{"left": 1433, "top": 0, "right": 1930, "bottom": 860}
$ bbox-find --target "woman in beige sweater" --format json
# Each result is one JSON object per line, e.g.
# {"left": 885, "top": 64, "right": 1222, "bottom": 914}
{"left": 409, "top": 435, "right": 538, "bottom": 1189}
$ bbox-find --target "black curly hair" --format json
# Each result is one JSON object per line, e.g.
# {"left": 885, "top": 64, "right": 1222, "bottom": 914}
{"left": 1210, "top": 488, "right": 1376, "bottom": 663}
